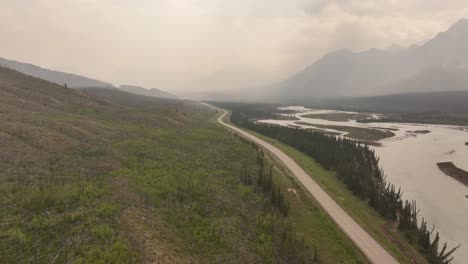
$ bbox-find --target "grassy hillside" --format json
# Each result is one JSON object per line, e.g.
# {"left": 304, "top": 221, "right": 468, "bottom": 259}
{"left": 0, "top": 57, "right": 114, "bottom": 88}
{"left": 0, "top": 68, "right": 366, "bottom": 263}
{"left": 0, "top": 67, "right": 191, "bottom": 263}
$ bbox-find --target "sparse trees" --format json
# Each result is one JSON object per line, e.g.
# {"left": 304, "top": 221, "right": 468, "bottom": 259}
{"left": 226, "top": 105, "right": 459, "bottom": 264}
{"left": 240, "top": 148, "right": 318, "bottom": 263}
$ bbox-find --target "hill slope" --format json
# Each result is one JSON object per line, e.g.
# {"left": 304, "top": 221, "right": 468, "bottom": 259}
{"left": 275, "top": 18, "right": 468, "bottom": 100}
{"left": 0, "top": 57, "right": 114, "bottom": 88}
{"left": 0, "top": 57, "right": 180, "bottom": 99}
{"left": 118, "top": 84, "right": 177, "bottom": 99}
{"left": 0, "top": 66, "right": 186, "bottom": 180}
{"left": 0, "top": 67, "right": 194, "bottom": 263}
{"left": 0, "top": 67, "right": 368, "bottom": 263}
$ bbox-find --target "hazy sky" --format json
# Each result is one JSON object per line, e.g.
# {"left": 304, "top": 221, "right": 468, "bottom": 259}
{"left": 1, "top": 0, "right": 468, "bottom": 93}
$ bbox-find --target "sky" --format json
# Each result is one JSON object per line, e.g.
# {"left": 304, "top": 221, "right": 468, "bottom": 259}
{"left": 1, "top": 0, "right": 468, "bottom": 94}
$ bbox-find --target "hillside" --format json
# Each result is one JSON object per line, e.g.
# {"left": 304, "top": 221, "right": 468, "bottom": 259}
{"left": 0, "top": 57, "right": 114, "bottom": 88}
{"left": 0, "top": 67, "right": 367, "bottom": 263}
{"left": 0, "top": 56, "right": 180, "bottom": 100}
{"left": 118, "top": 85, "right": 177, "bottom": 99}
{"left": 0, "top": 66, "right": 188, "bottom": 188}
{"left": 314, "top": 90, "right": 468, "bottom": 115}
{"left": 274, "top": 18, "right": 468, "bottom": 100}
{"left": 380, "top": 67, "right": 468, "bottom": 95}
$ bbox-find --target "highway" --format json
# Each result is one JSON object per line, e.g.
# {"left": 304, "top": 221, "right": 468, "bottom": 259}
{"left": 213, "top": 107, "right": 399, "bottom": 264}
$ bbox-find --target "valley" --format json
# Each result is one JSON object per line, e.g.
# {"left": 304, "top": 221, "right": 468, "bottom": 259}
{"left": 2, "top": 4, "right": 468, "bottom": 264}
{"left": 228, "top": 104, "right": 468, "bottom": 263}
{"left": 0, "top": 67, "right": 369, "bottom": 263}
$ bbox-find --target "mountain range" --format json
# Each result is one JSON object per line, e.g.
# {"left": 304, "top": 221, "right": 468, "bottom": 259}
{"left": 0, "top": 57, "right": 114, "bottom": 88}
{"left": 0, "top": 57, "right": 176, "bottom": 99}
{"left": 274, "top": 18, "right": 468, "bottom": 102}
{"left": 118, "top": 85, "right": 177, "bottom": 99}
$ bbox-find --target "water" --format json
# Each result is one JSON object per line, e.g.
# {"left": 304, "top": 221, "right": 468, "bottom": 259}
{"left": 260, "top": 107, "right": 468, "bottom": 263}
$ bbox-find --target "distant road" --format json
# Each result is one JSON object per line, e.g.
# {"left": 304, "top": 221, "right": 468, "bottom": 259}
{"left": 211, "top": 106, "right": 399, "bottom": 264}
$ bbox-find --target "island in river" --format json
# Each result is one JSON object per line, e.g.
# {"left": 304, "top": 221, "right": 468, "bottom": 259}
{"left": 258, "top": 106, "right": 468, "bottom": 263}
{"left": 437, "top": 162, "right": 468, "bottom": 187}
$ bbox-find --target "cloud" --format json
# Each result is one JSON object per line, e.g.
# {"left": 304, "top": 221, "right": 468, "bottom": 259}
{"left": 0, "top": 0, "right": 467, "bottom": 93}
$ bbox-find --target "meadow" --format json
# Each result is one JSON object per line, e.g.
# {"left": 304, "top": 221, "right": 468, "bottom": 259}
{"left": 0, "top": 69, "right": 368, "bottom": 263}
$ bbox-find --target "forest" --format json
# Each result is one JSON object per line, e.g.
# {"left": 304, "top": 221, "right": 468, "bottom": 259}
{"left": 215, "top": 102, "right": 460, "bottom": 264}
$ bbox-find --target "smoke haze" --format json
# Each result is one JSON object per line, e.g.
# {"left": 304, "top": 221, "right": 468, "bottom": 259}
{"left": 1, "top": 0, "right": 468, "bottom": 94}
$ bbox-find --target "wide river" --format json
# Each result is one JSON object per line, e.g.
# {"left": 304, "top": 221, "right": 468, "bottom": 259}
{"left": 259, "top": 107, "right": 468, "bottom": 263}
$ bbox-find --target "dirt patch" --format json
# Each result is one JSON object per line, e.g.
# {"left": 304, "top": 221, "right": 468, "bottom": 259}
{"left": 437, "top": 162, "right": 468, "bottom": 187}
{"left": 287, "top": 188, "right": 299, "bottom": 198}
{"left": 120, "top": 208, "right": 194, "bottom": 264}
{"left": 112, "top": 177, "right": 196, "bottom": 264}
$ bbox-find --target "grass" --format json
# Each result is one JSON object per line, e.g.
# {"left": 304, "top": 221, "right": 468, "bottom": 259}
{"left": 0, "top": 98, "right": 369, "bottom": 263}
{"left": 262, "top": 153, "right": 368, "bottom": 263}
{"left": 295, "top": 122, "right": 395, "bottom": 141}
{"left": 0, "top": 177, "right": 136, "bottom": 263}
{"left": 111, "top": 108, "right": 368, "bottom": 263}
{"left": 0, "top": 68, "right": 382, "bottom": 263}
{"left": 242, "top": 129, "right": 428, "bottom": 264}
{"left": 219, "top": 110, "right": 428, "bottom": 263}
{"left": 302, "top": 113, "right": 372, "bottom": 122}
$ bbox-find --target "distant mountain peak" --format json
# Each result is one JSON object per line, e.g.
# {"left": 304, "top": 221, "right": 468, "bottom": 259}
{"left": 118, "top": 85, "right": 177, "bottom": 99}
{"left": 273, "top": 17, "right": 468, "bottom": 100}
{"left": 452, "top": 18, "right": 468, "bottom": 27}
{"left": 446, "top": 18, "right": 468, "bottom": 34}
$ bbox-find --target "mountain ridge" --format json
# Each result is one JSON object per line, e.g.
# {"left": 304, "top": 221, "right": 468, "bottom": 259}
{"left": 118, "top": 85, "right": 177, "bottom": 99}
{"left": 274, "top": 18, "right": 468, "bottom": 101}
{"left": 0, "top": 56, "right": 178, "bottom": 99}
{"left": 0, "top": 57, "right": 114, "bottom": 88}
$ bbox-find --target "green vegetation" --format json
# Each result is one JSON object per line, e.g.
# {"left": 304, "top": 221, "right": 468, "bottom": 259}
{"left": 260, "top": 149, "right": 368, "bottom": 263}
{"left": 305, "top": 90, "right": 468, "bottom": 126}
{"left": 243, "top": 131, "right": 418, "bottom": 263}
{"left": 111, "top": 109, "right": 367, "bottom": 263}
{"left": 357, "top": 112, "right": 468, "bottom": 126}
{"left": 0, "top": 178, "right": 135, "bottom": 263}
{"left": 295, "top": 122, "right": 395, "bottom": 141}
{"left": 216, "top": 101, "right": 459, "bottom": 264}
{"left": 0, "top": 68, "right": 370, "bottom": 263}
{"left": 302, "top": 113, "right": 372, "bottom": 122}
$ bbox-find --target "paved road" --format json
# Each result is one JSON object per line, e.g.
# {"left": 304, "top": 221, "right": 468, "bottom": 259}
{"left": 213, "top": 107, "right": 399, "bottom": 264}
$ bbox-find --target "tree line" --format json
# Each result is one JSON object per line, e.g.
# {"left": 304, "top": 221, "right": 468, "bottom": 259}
{"left": 222, "top": 103, "right": 459, "bottom": 264}
{"left": 236, "top": 132, "right": 320, "bottom": 263}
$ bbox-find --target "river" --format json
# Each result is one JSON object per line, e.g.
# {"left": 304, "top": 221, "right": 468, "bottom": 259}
{"left": 258, "top": 107, "right": 468, "bottom": 263}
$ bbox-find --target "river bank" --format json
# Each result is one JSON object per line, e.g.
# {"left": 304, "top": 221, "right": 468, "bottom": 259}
{"left": 258, "top": 107, "right": 468, "bottom": 263}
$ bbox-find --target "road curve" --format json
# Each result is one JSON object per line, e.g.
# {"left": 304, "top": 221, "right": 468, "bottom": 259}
{"left": 212, "top": 106, "right": 399, "bottom": 264}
